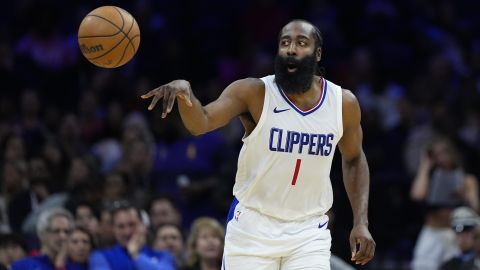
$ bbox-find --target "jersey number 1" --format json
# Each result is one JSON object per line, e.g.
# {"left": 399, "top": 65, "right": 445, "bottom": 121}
{"left": 291, "top": 159, "right": 302, "bottom": 185}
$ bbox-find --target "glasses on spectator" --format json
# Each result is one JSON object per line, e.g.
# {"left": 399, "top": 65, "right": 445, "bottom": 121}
{"left": 47, "top": 228, "right": 73, "bottom": 235}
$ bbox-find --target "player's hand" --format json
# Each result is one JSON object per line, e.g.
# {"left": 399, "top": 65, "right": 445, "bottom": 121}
{"left": 350, "top": 224, "right": 375, "bottom": 265}
{"left": 141, "top": 79, "right": 193, "bottom": 118}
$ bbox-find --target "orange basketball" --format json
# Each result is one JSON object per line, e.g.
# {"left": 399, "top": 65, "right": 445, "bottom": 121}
{"left": 78, "top": 6, "right": 140, "bottom": 68}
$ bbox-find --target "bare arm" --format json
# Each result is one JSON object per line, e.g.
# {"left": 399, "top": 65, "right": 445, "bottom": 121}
{"left": 410, "top": 152, "right": 432, "bottom": 201}
{"left": 464, "top": 174, "right": 479, "bottom": 212}
{"left": 141, "top": 78, "right": 263, "bottom": 135}
{"left": 338, "top": 89, "right": 375, "bottom": 266}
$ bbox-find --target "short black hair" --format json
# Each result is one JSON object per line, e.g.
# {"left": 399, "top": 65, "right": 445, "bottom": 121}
{"left": 109, "top": 200, "right": 142, "bottom": 222}
{"left": 0, "top": 233, "right": 28, "bottom": 252}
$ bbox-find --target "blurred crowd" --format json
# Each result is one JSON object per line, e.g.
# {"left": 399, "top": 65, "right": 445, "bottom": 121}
{"left": 1, "top": 0, "right": 480, "bottom": 269}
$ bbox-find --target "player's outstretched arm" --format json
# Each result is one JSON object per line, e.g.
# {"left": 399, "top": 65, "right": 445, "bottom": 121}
{"left": 141, "top": 78, "right": 260, "bottom": 135}
{"left": 338, "top": 89, "right": 375, "bottom": 266}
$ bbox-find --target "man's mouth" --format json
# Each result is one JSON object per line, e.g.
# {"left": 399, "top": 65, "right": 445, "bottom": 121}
{"left": 287, "top": 63, "right": 297, "bottom": 73}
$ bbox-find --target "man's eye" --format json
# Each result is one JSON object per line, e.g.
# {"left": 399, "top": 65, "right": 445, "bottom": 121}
{"left": 299, "top": 41, "right": 306, "bottom": 46}
{"left": 281, "top": 40, "right": 289, "bottom": 46}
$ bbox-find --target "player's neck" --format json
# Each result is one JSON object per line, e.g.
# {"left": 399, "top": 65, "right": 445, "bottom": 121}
{"left": 284, "top": 76, "right": 323, "bottom": 110}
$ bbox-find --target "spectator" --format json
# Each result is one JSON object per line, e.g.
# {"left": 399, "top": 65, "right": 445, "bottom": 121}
{"left": 102, "top": 172, "right": 129, "bottom": 203}
{"left": 411, "top": 137, "right": 479, "bottom": 270}
{"left": 11, "top": 207, "right": 74, "bottom": 270}
{"left": 89, "top": 201, "right": 175, "bottom": 270}
{"left": 148, "top": 195, "right": 182, "bottom": 229}
{"left": 68, "top": 202, "right": 100, "bottom": 247}
{"left": 440, "top": 206, "right": 480, "bottom": 270}
{"left": 55, "top": 227, "right": 94, "bottom": 270}
{"left": 0, "top": 233, "right": 27, "bottom": 270}
{"left": 183, "top": 217, "right": 224, "bottom": 270}
{"left": 153, "top": 224, "right": 186, "bottom": 268}
{"left": 95, "top": 204, "right": 116, "bottom": 249}
{"left": 1, "top": 160, "right": 28, "bottom": 233}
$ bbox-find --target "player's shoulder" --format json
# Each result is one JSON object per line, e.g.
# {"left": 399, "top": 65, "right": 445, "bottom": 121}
{"left": 341, "top": 89, "right": 361, "bottom": 124}
{"left": 341, "top": 88, "right": 360, "bottom": 109}
{"left": 225, "top": 77, "right": 265, "bottom": 100}
{"left": 230, "top": 77, "right": 264, "bottom": 90}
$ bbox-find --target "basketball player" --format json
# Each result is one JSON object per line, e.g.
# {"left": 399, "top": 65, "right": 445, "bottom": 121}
{"left": 141, "top": 19, "right": 375, "bottom": 269}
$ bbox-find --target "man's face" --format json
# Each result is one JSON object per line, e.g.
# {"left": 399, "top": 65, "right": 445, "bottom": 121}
{"left": 150, "top": 200, "right": 180, "bottom": 228}
{"left": 67, "top": 230, "right": 92, "bottom": 263}
{"left": 456, "top": 227, "right": 476, "bottom": 252}
{"left": 40, "top": 216, "right": 72, "bottom": 255}
{"left": 153, "top": 225, "right": 183, "bottom": 256}
{"left": 275, "top": 21, "right": 320, "bottom": 94}
{"left": 112, "top": 208, "right": 140, "bottom": 246}
{"left": 76, "top": 206, "right": 99, "bottom": 233}
{"left": 0, "top": 244, "right": 26, "bottom": 266}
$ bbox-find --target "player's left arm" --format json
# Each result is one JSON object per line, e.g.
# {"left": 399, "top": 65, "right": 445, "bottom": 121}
{"left": 338, "top": 89, "right": 375, "bottom": 266}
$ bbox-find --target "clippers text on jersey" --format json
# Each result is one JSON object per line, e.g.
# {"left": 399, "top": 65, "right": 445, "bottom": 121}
{"left": 268, "top": 127, "right": 334, "bottom": 156}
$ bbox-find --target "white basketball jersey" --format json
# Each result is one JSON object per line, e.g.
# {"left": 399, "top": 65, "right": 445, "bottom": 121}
{"left": 233, "top": 75, "right": 344, "bottom": 220}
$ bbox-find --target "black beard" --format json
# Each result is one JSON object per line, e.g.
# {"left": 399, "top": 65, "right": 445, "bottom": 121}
{"left": 274, "top": 53, "right": 317, "bottom": 94}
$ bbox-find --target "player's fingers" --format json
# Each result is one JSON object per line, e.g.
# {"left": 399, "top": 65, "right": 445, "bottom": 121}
{"left": 148, "top": 95, "right": 160, "bottom": 111}
{"left": 141, "top": 90, "right": 155, "bottom": 99}
{"left": 162, "top": 88, "right": 172, "bottom": 118}
{"left": 166, "top": 90, "right": 176, "bottom": 113}
{"left": 353, "top": 239, "right": 368, "bottom": 263}
{"left": 178, "top": 94, "right": 193, "bottom": 107}
{"left": 365, "top": 240, "right": 376, "bottom": 264}
{"left": 185, "top": 93, "right": 193, "bottom": 107}
{"left": 349, "top": 238, "right": 357, "bottom": 260}
{"left": 358, "top": 241, "right": 375, "bottom": 265}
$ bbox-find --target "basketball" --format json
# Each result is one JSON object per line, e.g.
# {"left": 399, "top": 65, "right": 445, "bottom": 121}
{"left": 78, "top": 6, "right": 140, "bottom": 68}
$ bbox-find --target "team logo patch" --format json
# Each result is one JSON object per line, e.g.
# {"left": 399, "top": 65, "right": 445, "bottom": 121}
{"left": 235, "top": 210, "right": 242, "bottom": 221}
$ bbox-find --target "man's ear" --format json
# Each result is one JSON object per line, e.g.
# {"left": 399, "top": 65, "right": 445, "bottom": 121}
{"left": 316, "top": 48, "right": 322, "bottom": 62}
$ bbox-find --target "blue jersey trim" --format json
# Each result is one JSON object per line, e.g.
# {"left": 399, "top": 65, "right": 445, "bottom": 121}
{"left": 276, "top": 78, "right": 328, "bottom": 116}
{"left": 226, "top": 197, "right": 239, "bottom": 225}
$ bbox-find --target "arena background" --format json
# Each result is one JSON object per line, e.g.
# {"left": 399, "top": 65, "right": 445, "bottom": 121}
{"left": 1, "top": 0, "right": 480, "bottom": 269}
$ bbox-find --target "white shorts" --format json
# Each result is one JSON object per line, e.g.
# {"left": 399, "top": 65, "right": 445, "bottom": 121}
{"left": 222, "top": 199, "right": 331, "bottom": 270}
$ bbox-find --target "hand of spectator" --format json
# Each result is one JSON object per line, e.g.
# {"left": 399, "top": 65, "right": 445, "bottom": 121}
{"left": 54, "top": 240, "right": 68, "bottom": 269}
{"left": 419, "top": 150, "right": 433, "bottom": 170}
{"left": 141, "top": 80, "right": 193, "bottom": 118}
{"left": 127, "top": 223, "right": 147, "bottom": 258}
{"left": 350, "top": 224, "right": 375, "bottom": 265}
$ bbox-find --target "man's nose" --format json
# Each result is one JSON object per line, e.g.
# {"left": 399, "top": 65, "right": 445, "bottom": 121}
{"left": 287, "top": 43, "right": 296, "bottom": 56}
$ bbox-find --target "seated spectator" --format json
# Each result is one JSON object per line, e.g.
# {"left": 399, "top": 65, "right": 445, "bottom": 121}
{"left": 102, "top": 172, "right": 129, "bottom": 203}
{"left": 11, "top": 207, "right": 74, "bottom": 270}
{"left": 96, "top": 203, "right": 116, "bottom": 248}
{"left": 69, "top": 202, "right": 100, "bottom": 246}
{"left": 410, "top": 138, "right": 478, "bottom": 270}
{"left": 0, "top": 233, "right": 27, "bottom": 270}
{"left": 89, "top": 201, "right": 175, "bottom": 270}
{"left": 183, "top": 217, "right": 224, "bottom": 270}
{"left": 55, "top": 227, "right": 94, "bottom": 270}
{"left": 148, "top": 195, "right": 182, "bottom": 229}
{"left": 440, "top": 207, "right": 480, "bottom": 270}
{"left": 153, "top": 224, "right": 186, "bottom": 268}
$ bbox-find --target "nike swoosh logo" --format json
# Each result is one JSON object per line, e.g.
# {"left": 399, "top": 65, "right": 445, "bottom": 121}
{"left": 318, "top": 221, "right": 328, "bottom": 229}
{"left": 273, "top": 107, "right": 290, "bottom": 113}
